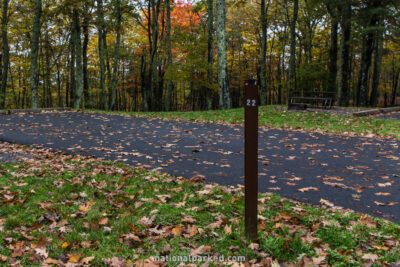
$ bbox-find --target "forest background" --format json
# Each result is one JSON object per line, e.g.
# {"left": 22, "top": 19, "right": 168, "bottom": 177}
{"left": 0, "top": 0, "right": 399, "bottom": 112}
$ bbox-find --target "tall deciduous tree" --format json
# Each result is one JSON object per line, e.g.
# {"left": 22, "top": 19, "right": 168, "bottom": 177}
{"left": 288, "top": 0, "right": 299, "bottom": 94}
{"left": 73, "top": 8, "right": 83, "bottom": 109}
{"left": 206, "top": 0, "right": 214, "bottom": 110}
{"left": 97, "top": 0, "right": 108, "bottom": 110}
{"left": 216, "top": 0, "right": 231, "bottom": 110}
{"left": 82, "top": 1, "right": 91, "bottom": 108}
{"left": 110, "top": 0, "right": 122, "bottom": 111}
{"left": 165, "top": 0, "right": 173, "bottom": 111}
{"left": 30, "top": 0, "right": 42, "bottom": 109}
{"left": 260, "top": 0, "right": 268, "bottom": 105}
{"left": 0, "top": 0, "right": 9, "bottom": 109}
{"left": 325, "top": 1, "right": 338, "bottom": 94}
{"left": 338, "top": 1, "right": 351, "bottom": 106}
{"left": 370, "top": 30, "right": 383, "bottom": 107}
{"left": 357, "top": 0, "right": 381, "bottom": 107}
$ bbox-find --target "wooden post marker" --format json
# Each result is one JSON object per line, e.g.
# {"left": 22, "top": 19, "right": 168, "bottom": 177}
{"left": 244, "top": 79, "right": 258, "bottom": 240}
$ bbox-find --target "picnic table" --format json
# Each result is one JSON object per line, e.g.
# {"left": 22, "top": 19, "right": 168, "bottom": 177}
{"left": 288, "top": 91, "right": 335, "bottom": 110}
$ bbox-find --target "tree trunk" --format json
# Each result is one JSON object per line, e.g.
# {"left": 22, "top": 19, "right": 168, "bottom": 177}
{"left": 73, "top": 8, "right": 83, "bottom": 109}
{"left": 69, "top": 21, "right": 76, "bottom": 108}
{"left": 149, "top": 0, "right": 161, "bottom": 111}
{"left": 370, "top": 30, "right": 383, "bottom": 107}
{"left": 328, "top": 12, "right": 338, "bottom": 94}
{"left": 338, "top": 2, "right": 351, "bottom": 106}
{"left": 288, "top": 0, "right": 299, "bottom": 95}
{"left": 0, "top": 0, "right": 9, "bottom": 109}
{"left": 110, "top": 0, "right": 121, "bottom": 111}
{"left": 165, "top": 0, "right": 173, "bottom": 111}
{"left": 260, "top": 0, "right": 268, "bottom": 106}
{"left": 206, "top": 0, "right": 214, "bottom": 110}
{"left": 141, "top": 50, "right": 149, "bottom": 111}
{"left": 216, "top": 0, "right": 231, "bottom": 110}
{"left": 357, "top": 1, "right": 380, "bottom": 107}
{"left": 82, "top": 3, "right": 90, "bottom": 108}
{"left": 30, "top": 0, "right": 42, "bottom": 109}
{"left": 97, "top": 0, "right": 108, "bottom": 110}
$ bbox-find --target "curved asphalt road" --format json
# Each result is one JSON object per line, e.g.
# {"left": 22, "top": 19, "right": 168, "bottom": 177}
{"left": 0, "top": 111, "right": 399, "bottom": 223}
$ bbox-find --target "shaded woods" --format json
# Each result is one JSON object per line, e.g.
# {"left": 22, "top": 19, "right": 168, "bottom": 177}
{"left": 0, "top": 0, "right": 399, "bottom": 111}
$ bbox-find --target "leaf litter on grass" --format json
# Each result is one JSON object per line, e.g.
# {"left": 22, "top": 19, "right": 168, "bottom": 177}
{"left": 0, "top": 141, "right": 400, "bottom": 266}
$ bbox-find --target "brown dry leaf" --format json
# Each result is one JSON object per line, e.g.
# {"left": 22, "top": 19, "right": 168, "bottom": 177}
{"left": 171, "top": 226, "right": 184, "bottom": 236}
{"left": 377, "top": 182, "right": 391, "bottom": 187}
{"left": 375, "top": 192, "right": 391, "bottom": 196}
{"left": 297, "top": 187, "right": 319, "bottom": 192}
{"left": 207, "top": 220, "right": 223, "bottom": 230}
{"left": 248, "top": 243, "right": 260, "bottom": 250}
{"left": 312, "top": 255, "right": 326, "bottom": 265}
{"left": 181, "top": 216, "right": 197, "bottom": 223}
{"left": 319, "top": 198, "right": 335, "bottom": 207}
{"left": 81, "top": 256, "right": 95, "bottom": 264}
{"left": 43, "top": 258, "right": 63, "bottom": 265}
{"left": 104, "top": 257, "right": 129, "bottom": 267}
{"left": 190, "top": 245, "right": 212, "bottom": 256}
{"left": 224, "top": 224, "right": 232, "bottom": 235}
{"left": 99, "top": 217, "right": 109, "bottom": 225}
{"left": 0, "top": 255, "right": 7, "bottom": 262}
{"left": 34, "top": 247, "right": 48, "bottom": 258}
{"left": 361, "top": 253, "right": 378, "bottom": 262}
{"left": 68, "top": 253, "right": 82, "bottom": 263}
{"left": 137, "top": 216, "right": 155, "bottom": 227}
{"left": 79, "top": 202, "right": 95, "bottom": 213}
{"left": 374, "top": 201, "right": 386, "bottom": 206}
{"left": 186, "top": 225, "right": 198, "bottom": 237}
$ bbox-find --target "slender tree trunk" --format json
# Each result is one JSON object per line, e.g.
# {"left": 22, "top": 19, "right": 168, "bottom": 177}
{"left": 69, "top": 22, "right": 76, "bottom": 107}
{"left": 97, "top": 0, "right": 108, "bottom": 110}
{"left": 30, "top": 0, "right": 42, "bottom": 109}
{"left": 206, "top": 0, "right": 214, "bottom": 110}
{"left": 338, "top": 2, "right": 351, "bottom": 106}
{"left": 370, "top": 31, "right": 383, "bottom": 107}
{"left": 73, "top": 8, "right": 83, "bottom": 109}
{"left": 0, "top": 0, "right": 9, "bottom": 109}
{"left": 141, "top": 50, "right": 148, "bottom": 111}
{"left": 216, "top": 0, "right": 231, "bottom": 110}
{"left": 165, "top": 0, "right": 173, "bottom": 111}
{"left": 260, "top": 0, "right": 268, "bottom": 106}
{"left": 149, "top": 0, "right": 161, "bottom": 111}
{"left": 357, "top": 35, "right": 375, "bottom": 107}
{"left": 110, "top": 0, "right": 121, "bottom": 111}
{"left": 288, "top": 0, "right": 299, "bottom": 95}
{"left": 357, "top": 1, "right": 379, "bottom": 107}
{"left": 328, "top": 12, "right": 338, "bottom": 94}
{"left": 82, "top": 4, "right": 90, "bottom": 108}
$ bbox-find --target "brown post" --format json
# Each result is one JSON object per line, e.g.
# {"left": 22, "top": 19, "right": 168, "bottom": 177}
{"left": 244, "top": 79, "right": 258, "bottom": 240}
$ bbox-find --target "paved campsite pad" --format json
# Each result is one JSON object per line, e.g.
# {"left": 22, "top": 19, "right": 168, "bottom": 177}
{"left": 376, "top": 111, "right": 400, "bottom": 121}
{"left": 0, "top": 111, "right": 399, "bottom": 223}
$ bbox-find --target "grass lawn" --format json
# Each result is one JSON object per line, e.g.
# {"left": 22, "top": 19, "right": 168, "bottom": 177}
{"left": 0, "top": 142, "right": 399, "bottom": 266}
{"left": 86, "top": 106, "right": 400, "bottom": 139}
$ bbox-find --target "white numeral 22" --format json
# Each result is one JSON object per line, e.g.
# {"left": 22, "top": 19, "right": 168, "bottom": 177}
{"left": 246, "top": 99, "right": 256, "bottom": 107}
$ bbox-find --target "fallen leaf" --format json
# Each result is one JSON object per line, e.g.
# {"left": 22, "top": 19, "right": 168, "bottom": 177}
{"left": 224, "top": 224, "right": 232, "bottom": 235}
{"left": 374, "top": 192, "right": 391, "bottom": 196}
{"left": 171, "top": 226, "right": 183, "bottom": 236}
{"left": 81, "top": 256, "right": 95, "bottom": 264}
{"left": 361, "top": 253, "right": 378, "bottom": 262}
{"left": 68, "top": 253, "right": 82, "bottom": 263}
{"left": 99, "top": 217, "right": 109, "bottom": 225}
{"left": 190, "top": 245, "right": 212, "bottom": 256}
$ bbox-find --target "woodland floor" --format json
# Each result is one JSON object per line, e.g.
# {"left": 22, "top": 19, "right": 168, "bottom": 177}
{"left": 0, "top": 111, "right": 399, "bottom": 224}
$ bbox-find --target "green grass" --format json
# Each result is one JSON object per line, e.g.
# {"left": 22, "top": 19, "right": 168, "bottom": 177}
{"left": 0, "top": 144, "right": 399, "bottom": 266}
{"left": 85, "top": 105, "right": 400, "bottom": 139}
